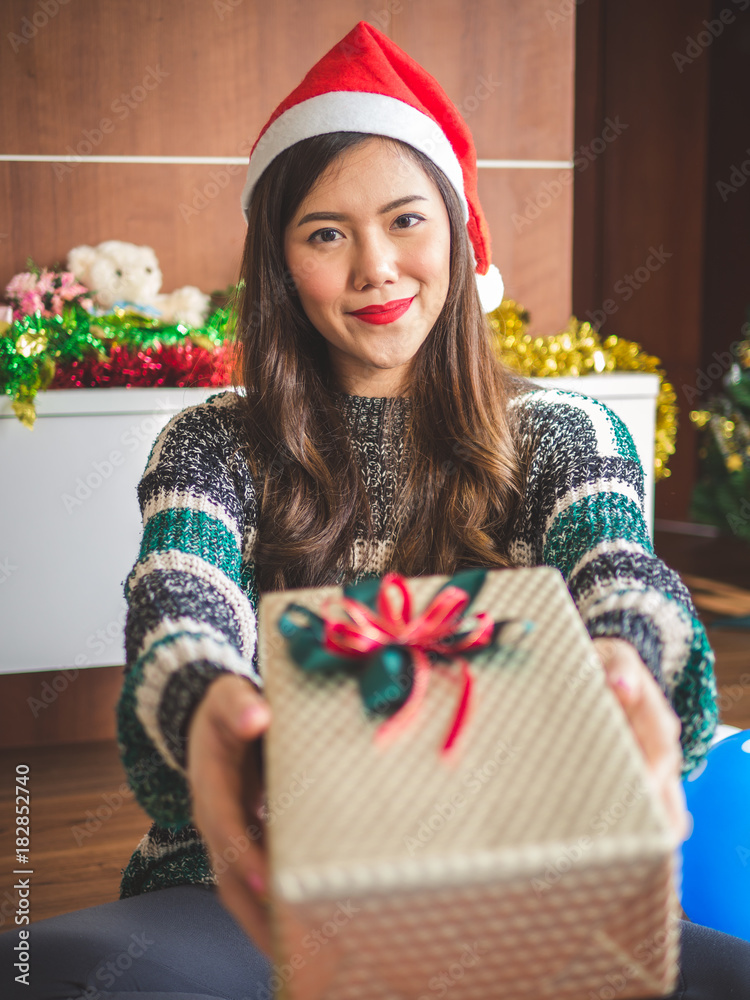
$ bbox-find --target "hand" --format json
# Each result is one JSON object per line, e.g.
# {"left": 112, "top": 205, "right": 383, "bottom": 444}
{"left": 592, "top": 637, "right": 689, "bottom": 844}
{"left": 186, "top": 673, "right": 273, "bottom": 955}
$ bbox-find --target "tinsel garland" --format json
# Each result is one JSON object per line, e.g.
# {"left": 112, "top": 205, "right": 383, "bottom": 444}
{"left": 0, "top": 304, "right": 236, "bottom": 428}
{"left": 488, "top": 300, "right": 678, "bottom": 481}
{"left": 689, "top": 338, "right": 750, "bottom": 540}
{"left": 1, "top": 298, "right": 679, "bottom": 483}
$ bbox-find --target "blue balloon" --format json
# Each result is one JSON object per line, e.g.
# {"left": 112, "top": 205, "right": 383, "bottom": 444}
{"left": 681, "top": 729, "right": 750, "bottom": 940}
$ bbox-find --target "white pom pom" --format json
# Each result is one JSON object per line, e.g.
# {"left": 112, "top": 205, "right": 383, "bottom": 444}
{"left": 475, "top": 264, "right": 504, "bottom": 313}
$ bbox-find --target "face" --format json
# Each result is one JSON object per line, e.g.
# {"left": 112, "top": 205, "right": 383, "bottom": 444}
{"left": 283, "top": 137, "right": 451, "bottom": 397}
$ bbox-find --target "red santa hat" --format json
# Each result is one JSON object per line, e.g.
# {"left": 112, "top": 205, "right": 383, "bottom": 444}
{"left": 241, "top": 21, "right": 504, "bottom": 312}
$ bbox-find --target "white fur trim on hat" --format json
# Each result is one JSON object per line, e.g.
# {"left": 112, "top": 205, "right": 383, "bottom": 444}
{"left": 241, "top": 91, "right": 469, "bottom": 225}
{"left": 476, "top": 264, "right": 504, "bottom": 313}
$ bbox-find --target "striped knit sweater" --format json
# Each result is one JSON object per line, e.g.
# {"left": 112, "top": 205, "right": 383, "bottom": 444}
{"left": 116, "top": 387, "right": 718, "bottom": 899}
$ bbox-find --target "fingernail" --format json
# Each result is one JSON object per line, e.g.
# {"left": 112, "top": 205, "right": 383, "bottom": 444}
{"left": 240, "top": 705, "right": 266, "bottom": 730}
{"left": 613, "top": 676, "right": 632, "bottom": 694}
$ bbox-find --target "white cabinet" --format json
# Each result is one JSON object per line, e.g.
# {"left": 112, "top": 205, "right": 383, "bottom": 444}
{"left": 0, "top": 374, "right": 659, "bottom": 674}
{"left": 0, "top": 387, "right": 226, "bottom": 675}
{"left": 529, "top": 373, "right": 660, "bottom": 536}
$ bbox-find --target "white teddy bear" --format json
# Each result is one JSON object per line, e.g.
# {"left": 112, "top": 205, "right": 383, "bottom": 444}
{"left": 67, "top": 240, "right": 210, "bottom": 329}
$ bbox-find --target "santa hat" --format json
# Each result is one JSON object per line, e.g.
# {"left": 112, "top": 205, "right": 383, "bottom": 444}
{"left": 241, "top": 21, "right": 504, "bottom": 312}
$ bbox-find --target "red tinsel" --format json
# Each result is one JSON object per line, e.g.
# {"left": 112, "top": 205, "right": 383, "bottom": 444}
{"left": 49, "top": 342, "right": 236, "bottom": 390}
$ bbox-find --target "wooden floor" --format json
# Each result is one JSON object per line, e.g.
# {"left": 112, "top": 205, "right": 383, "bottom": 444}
{"left": 0, "top": 529, "right": 748, "bottom": 925}
{"left": 0, "top": 740, "right": 150, "bottom": 926}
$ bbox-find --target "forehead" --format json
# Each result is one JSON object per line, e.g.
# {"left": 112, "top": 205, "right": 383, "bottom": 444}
{"left": 301, "top": 136, "right": 439, "bottom": 206}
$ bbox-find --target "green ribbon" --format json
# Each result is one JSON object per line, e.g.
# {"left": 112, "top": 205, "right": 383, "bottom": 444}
{"left": 278, "top": 569, "right": 528, "bottom": 720}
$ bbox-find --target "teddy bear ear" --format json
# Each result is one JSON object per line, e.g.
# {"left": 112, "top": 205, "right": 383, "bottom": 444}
{"left": 67, "top": 245, "right": 98, "bottom": 282}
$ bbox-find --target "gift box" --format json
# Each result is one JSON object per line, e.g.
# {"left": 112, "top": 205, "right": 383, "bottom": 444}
{"left": 257, "top": 566, "right": 680, "bottom": 1000}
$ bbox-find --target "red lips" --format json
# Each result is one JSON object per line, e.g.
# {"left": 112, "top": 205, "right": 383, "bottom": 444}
{"left": 348, "top": 296, "right": 415, "bottom": 325}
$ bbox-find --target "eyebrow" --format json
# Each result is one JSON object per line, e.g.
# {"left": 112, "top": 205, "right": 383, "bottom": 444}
{"left": 296, "top": 194, "right": 429, "bottom": 227}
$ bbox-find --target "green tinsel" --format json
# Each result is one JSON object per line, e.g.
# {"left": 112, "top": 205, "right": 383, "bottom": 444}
{"left": 0, "top": 302, "right": 235, "bottom": 426}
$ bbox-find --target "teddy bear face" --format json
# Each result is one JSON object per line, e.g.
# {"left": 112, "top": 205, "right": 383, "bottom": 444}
{"left": 84, "top": 241, "right": 163, "bottom": 309}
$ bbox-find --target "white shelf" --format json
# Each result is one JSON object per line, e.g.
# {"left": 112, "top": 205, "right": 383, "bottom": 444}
{"left": 0, "top": 387, "right": 233, "bottom": 674}
{"left": 0, "top": 374, "right": 659, "bottom": 674}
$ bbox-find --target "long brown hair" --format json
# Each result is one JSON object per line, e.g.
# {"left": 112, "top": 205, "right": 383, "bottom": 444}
{"left": 233, "top": 132, "right": 528, "bottom": 592}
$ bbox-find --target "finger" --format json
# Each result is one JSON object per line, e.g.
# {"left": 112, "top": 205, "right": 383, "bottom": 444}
{"left": 596, "top": 639, "right": 645, "bottom": 707}
{"left": 593, "top": 640, "right": 687, "bottom": 840}
{"left": 209, "top": 680, "right": 270, "bottom": 829}
{"left": 596, "top": 641, "right": 681, "bottom": 770}
{"left": 648, "top": 759, "right": 689, "bottom": 842}
{"left": 627, "top": 675, "right": 682, "bottom": 777}
{"left": 188, "top": 680, "right": 271, "bottom": 888}
{"left": 193, "top": 746, "right": 269, "bottom": 890}
{"left": 209, "top": 675, "right": 272, "bottom": 745}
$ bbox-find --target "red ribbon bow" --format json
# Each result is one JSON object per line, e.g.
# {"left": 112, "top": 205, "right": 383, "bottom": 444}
{"left": 321, "top": 572, "right": 495, "bottom": 755}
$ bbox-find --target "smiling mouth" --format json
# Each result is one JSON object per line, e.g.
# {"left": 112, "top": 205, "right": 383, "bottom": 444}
{"left": 348, "top": 296, "right": 415, "bottom": 325}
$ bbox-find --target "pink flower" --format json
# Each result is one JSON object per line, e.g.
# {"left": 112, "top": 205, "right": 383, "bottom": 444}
{"left": 50, "top": 293, "right": 64, "bottom": 314}
{"left": 60, "top": 279, "right": 89, "bottom": 300}
{"left": 59, "top": 270, "right": 84, "bottom": 289}
{"left": 6, "top": 272, "right": 38, "bottom": 300}
{"left": 35, "top": 271, "right": 55, "bottom": 295}
{"left": 19, "top": 290, "right": 43, "bottom": 316}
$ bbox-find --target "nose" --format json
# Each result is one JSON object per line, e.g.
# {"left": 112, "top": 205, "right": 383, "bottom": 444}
{"left": 351, "top": 228, "right": 399, "bottom": 290}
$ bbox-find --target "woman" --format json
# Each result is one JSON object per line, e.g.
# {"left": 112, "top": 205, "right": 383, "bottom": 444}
{"left": 4, "top": 20, "right": 748, "bottom": 1000}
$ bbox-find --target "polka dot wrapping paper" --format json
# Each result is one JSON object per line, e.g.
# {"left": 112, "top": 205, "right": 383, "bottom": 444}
{"left": 258, "top": 566, "right": 680, "bottom": 1000}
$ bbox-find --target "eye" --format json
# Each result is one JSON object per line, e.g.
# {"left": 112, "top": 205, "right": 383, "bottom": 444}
{"left": 115, "top": 269, "right": 123, "bottom": 277}
{"left": 308, "top": 227, "right": 342, "bottom": 244}
{"left": 392, "top": 213, "right": 424, "bottom": 230}
{"left": 145, "top": 267, "right": 152, "bottom": 274}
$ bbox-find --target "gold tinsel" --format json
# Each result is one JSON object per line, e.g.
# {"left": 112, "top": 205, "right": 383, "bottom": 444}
{"left": 688, "top": 337, "right": 750, "bottom": 479}
{"left": 488, "top": 300, "right": 678, "bottom": 480}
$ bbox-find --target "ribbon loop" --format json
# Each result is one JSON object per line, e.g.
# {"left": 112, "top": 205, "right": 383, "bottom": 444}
{"left": 279, "top": 570, "right": 525, "bottom": 755}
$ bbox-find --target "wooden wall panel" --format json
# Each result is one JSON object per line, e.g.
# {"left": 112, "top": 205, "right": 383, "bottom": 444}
{"left": 0, "top": 667, "right": 121, "bottom": 748}
{"left": 0, "top": 0, "right": 574, "bottom": 335}
{"left": 573, "top": 0, "right": 712, "bottom": 520}
{"left": 478, "top": 168, "right": 573, "bottom": 334}
{"left": 701, "top": 2, "right": 750, "bottom": 371}
{"left": 0, "top": 161, "right": 249, "bottom": 296}
{"left": 392, "top": 0, "right": 574, "bottom": 161}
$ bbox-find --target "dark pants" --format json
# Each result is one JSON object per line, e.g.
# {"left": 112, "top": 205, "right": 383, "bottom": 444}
{"left": 1, "top": 885, "right": 749, "bottom": 999}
